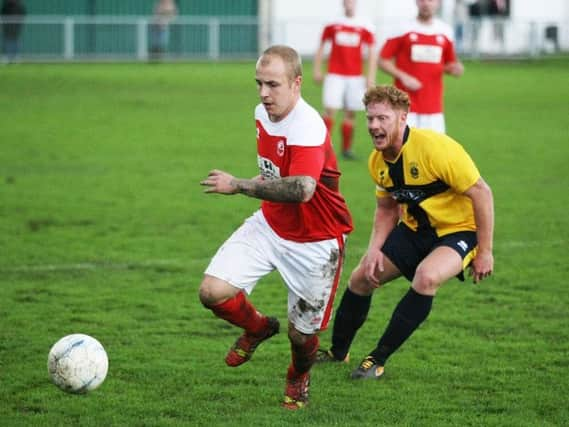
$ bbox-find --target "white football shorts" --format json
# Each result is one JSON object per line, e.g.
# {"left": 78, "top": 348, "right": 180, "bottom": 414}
{"left": 323, "top": 73, "right": 366, "bottom": 111}
{"left": 407, "top": 112, "right": 446, "bottom": 134}
{"left": 205, "top": 210, "right": 346, "bottom": 334}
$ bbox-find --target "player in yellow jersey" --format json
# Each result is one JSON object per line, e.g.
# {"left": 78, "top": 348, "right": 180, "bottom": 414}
{"left": 316, "top": 85, "right": 494, "bottom": 379}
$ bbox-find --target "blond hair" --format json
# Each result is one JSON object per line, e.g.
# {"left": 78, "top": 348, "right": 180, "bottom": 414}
{"left": 259, "top": 45, "right": 303, "bottom": 82}
{"left": 363, "top": 85, "right": 410, "bottom": 112}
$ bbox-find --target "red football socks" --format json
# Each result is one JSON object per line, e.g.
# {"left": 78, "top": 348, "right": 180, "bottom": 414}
{"left": 341, "top": 121, "right": 354, "bottom": 152}
{"left": 290, "top": 334, "right": 319, "bottom": 375}
{"left": 210, "top": 292, "right": 268, "bottom": 336}
{"left": 323, "top": 116, "right": 334, "bottom": 133}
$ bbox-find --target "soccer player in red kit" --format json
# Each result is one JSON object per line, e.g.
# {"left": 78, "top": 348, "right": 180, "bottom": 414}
{"left": 378, "top": 0, "right": 464, "bottom": 133}
{"left": 314, "top": 0, "right": 377, "bottom": 159}
{"left": 199, "top": 45, "right": 353, "bottom": 410}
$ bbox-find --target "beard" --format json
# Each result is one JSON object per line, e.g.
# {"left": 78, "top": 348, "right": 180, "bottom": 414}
{"left": 388, "top": 112, "right": 403, "bottom": 145}
{"left": 389, "top": 125, "right": 401, "bottom": 147}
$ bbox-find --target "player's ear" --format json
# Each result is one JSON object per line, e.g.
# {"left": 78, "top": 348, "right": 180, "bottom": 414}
{"left": 293, "top": 75, "right": 302, "bottom": 90}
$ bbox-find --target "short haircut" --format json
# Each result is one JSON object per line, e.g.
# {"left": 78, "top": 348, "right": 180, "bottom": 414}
{"left": 259, "top": 45, "right": 303, "bottom": 82}
{"left": 363, "top": 85, "right": 410, "bottom": 112}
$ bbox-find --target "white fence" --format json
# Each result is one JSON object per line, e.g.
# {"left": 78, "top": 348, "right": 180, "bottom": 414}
{"left": 278, "top": 17, "right": 568, "bottom": 58}
{"left": 1, "top": 16, "right": 567, "bottom": 62}
{"left": 1, "top": 16, "right": 260, "bottom": 61}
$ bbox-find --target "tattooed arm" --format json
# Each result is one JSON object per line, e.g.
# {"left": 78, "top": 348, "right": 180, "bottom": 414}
{"left": 200, "top": 169, "right": 317, "bottom": 203}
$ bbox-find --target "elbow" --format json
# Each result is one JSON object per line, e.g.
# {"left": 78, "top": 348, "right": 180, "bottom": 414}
{"left": 300, "top": 177, "right": 317, "bottom": 203}
{"left": 378, "top": 59, "right": 392, "bottom": 72}
{"left": 480, "top": 178, "right": 493, "bottom": 197}
{"left": 467, "top": 177, "right": 493, "bottom": 202}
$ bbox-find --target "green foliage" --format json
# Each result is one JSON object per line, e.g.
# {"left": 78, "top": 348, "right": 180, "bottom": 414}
{"left": 1, "top": 58, "right": 568, "bottom": 426}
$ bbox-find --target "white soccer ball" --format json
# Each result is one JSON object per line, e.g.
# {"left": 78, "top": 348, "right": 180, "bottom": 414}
{"left": 47, "top": 333, "right": 109, "bottom": 394}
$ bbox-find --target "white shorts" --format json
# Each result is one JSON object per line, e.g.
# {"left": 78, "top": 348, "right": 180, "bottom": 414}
{"left": 407, "top": 113, "right": 446, "bottom": 133}
{"left": 323, "top": 73, "right": 366, "bottom": 111}
{"left": 205, "top": 210, "right": 346, "bottom": 334}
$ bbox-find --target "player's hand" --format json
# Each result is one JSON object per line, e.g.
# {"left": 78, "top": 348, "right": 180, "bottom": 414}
{"left": 468, "top": 250, "right": 494, "bottom": 284}
{"left": 200, "top": 169, "right": 239, "bottom": 195}
{"left": 363, "top": 250, "right": 384, "bottom": 288}
{"left": 400, "top": 73, "right": 422, "bottom": 91}
{"left": 445, "top": 61, "right": 464, "bottom": 76}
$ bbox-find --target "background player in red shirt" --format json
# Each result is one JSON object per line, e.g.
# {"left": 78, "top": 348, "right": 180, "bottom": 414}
{"left": 313, "top": 0, "right": 377, "bottom": 159}
{"left": 378, "top": 0, "right": 464, "bottom": 133}
{"left": 199, "top": 45, "right": 353, "bottom": 410}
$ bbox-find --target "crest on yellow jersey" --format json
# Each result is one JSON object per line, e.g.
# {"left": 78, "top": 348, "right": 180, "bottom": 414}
{"left": 410, "top": 162, "right": 419, "bottom": 179}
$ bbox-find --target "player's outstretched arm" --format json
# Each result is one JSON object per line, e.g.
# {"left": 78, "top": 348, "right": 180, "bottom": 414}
{"left": 236, "top": 175, "right": 317, "bottom": 202}
{"left": 201, "top": 169, "right": 316, "bottom": 203}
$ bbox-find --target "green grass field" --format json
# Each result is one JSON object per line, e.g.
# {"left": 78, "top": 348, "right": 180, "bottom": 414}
{"left": 1, "top": 58, "right": 568, "bottom": 426}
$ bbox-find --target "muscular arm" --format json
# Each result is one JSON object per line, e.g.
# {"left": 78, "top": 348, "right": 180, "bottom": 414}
{"left": 368, "top": 196, "right": 400, "bottom": 252}
{"left": 201, "top": 169, "right": 317, "bottom": 203}
{"left": 378, "top": 57, "right": 422, "bottom": 91}
{"left": 361, "top": 195, "right": 399, "bottom": 285}
{"left": 463, "top": 177, "right": 494, "bottom": 282}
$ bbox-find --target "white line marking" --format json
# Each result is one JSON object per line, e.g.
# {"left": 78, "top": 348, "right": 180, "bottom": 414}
{"left": 0, "top": 258, "right": 209, "bottom": 273}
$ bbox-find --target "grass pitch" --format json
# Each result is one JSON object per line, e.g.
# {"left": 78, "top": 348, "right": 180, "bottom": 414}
{"left": 1, "top": 58, "right": 568, "bottom": 426}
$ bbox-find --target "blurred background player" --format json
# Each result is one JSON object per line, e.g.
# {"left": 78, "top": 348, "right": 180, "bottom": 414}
{"left": 1, "top": 0, "right": 26, "bottom": 64}
{"left": 313, "top": 0, "right": 377, "bottom": 159}
{"left": 149, "top": 0, "right": 178, "bottom": 61}
{"left": 199, "top": 45, "right": 353, "bottom": 410}
{"left": 377, "top": 0, "right": 463, "bottom": 133}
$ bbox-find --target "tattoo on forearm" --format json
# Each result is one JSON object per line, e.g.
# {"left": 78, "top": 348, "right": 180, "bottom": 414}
{"left": 235, "top": 176, "right": 316, "bottom": 202}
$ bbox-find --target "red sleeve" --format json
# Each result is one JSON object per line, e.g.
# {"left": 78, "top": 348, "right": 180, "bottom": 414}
{"left": 321, "top": 25, "right": 334, "bottom": 42}
{"left": 288, "top": 146, "right": 324, "bottom": 180}
{"left": 443, "top": 39, "right": 458, "bottom": 64}
{"left": 380, "top": 37, "right": 401, "bottom": 59}
{"left": 362, "top": 28, "right": 375, "bottom": 45}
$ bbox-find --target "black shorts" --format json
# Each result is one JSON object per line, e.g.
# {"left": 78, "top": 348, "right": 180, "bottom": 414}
{"left": 382, "top": 223, "right": 477, "bottom": 282}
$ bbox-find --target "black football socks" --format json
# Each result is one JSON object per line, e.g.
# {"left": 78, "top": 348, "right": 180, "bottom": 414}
{"left": 371, "top": 287, "right": 433, "bottom": 365}
{"left": 330, "top": 287, "right": 372, "bottom": 360}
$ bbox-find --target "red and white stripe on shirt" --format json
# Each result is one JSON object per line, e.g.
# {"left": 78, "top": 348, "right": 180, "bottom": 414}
{"left": 255, "top": 98, "right": 353, "bottom": 242}
{"left": 380, "top": 18, "right": 457, "bottom": 114}
{"left": 321, "top": 16, "right": 375, "bottom": 77}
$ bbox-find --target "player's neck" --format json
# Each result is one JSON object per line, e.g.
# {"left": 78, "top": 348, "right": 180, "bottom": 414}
{"left": 383, "top": 146, "right": 401, "bottom": 162}
{"left": 417, "top": 14, "right": 434, "bottom": 24}
{"left": 383, "top": 127, "right": 406, "bottom": 162}
{"left": 269, "top": 95, "right": 300, "bottom": 123}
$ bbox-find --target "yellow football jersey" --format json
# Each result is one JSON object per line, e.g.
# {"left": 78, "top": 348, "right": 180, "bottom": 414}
{"left": 368, "top": 127, "right": 480, "bottom": 236}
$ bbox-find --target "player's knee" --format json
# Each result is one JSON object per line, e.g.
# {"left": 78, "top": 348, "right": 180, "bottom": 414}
{"left": 198, "top": 283, "right": 216, "bottom": 307}
{"left": 412, "top": 266, "right": 440, "bottom": 295}
{"left": 198, "top": 276, "right": 228, "bottom": 307}
{"left": 348, "top": 267, "right": 376, "bottom": 296}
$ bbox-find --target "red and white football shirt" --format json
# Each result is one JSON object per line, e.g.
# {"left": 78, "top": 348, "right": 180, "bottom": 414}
{"left": 320, "top": 16, "right": 375, "bottom": 76}
{"left": 255, "top": 98, "right": 353, "bottom": 242}
{"left": 380, "top": 18, "right": 457, "bottom": 114}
